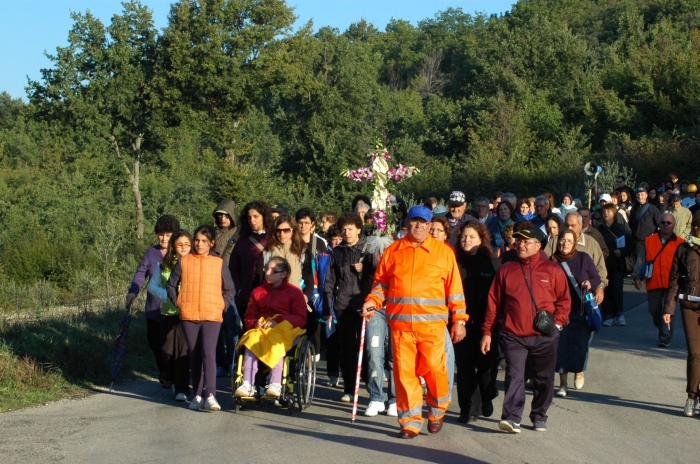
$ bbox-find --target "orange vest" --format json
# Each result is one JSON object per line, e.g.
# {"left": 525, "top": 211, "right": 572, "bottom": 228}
{"left": 177, "top": 254, "right": 226, "bottom": 322}
{"left": 366, "top": 235, "right": 467, "bottom": 331}
{"left": 644, "top": 233, "right": 683, "bottom": 291}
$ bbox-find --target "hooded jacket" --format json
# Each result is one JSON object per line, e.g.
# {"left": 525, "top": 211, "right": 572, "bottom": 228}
{"left": 323, "top": 238, "right": 376, "bottom": 317}
{"left": 213, "top": 199, "right": 238, "bottom": 263}
{"left": 483, "top": 250, "right": 571, "bottom": 338}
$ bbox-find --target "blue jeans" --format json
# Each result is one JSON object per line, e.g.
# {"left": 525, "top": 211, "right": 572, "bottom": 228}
{"left": 445, "top": 326, "right": 455, "bottom": 401}
{"left": 364, "top": 310, "right": 396, "bottom": 405}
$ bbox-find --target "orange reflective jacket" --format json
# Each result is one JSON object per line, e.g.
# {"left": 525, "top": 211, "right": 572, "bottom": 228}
{"left": 644, "top": 233, "right": 683, "bottom": 291}
{"left": 366, "top": 236, "right": 467, "bottom": 331}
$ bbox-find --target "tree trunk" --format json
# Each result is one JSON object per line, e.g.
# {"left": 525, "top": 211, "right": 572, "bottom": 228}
{"left": 109, "top": 133, "right": 145, "bottom": 239}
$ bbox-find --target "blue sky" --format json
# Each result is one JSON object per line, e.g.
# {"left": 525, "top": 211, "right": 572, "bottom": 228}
{"left": 0, "top": 1, "right": 515, "bottom": 100}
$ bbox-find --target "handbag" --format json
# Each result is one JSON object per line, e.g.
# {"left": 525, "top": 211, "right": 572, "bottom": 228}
{"left": 521, "top": 263, "right": 555, "bottom": 335}
{"left": 560, "top": 261, "right": 602, "bottom": 332}
{"left": 642, "top": 238, "right": 671, "bottom": 280}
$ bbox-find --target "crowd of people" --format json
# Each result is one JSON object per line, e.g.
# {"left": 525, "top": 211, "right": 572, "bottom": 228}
{"left": 125, "top": 171, "right": 700, "bottom": 435}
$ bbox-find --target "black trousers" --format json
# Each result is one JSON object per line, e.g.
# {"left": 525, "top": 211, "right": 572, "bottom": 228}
{"left": 454, "top": 334, "right": 498, "bottom": 415}
{"left": 146, "top": 317, "right": 165, "bottom": 374}
{"left": 306, "top": 316, "right": 321, "bottom": 356}
{"left": 603, "top": 268, "right": 625, "bottom": 319}
{"left": 336, "top": 309, "right": 363, "bottom": 394}
{"left": 160, "top": 315, "right": 190, "bottom": 394}
{"left": 501, "top": 331, "right": 560, "bottom": 424}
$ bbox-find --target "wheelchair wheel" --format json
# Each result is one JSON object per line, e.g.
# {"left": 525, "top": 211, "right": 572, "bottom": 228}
{"left": 295, "top": 338, "right": 316, "bottom": 411}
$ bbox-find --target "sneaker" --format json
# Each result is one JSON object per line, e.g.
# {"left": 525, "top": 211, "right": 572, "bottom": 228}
{"left": 556, "top": 386, "right": 568, "bottom": 397}
{"left": 533, "top": 421, "right": 547, "bottom": 432}
{"left": 327, "top": 376, "right": 341, "bottom": 388}
{"left": 314, "top": 353, "right": 320, "bottom": 363}
{"left": 265, "top": 383, "right": 282, "bottom": 398}
{"left": 614, "top": 315, "right": 626, "bottom": 326}
{"left": 658, "top": 341, "right": 670, "bottom": 348}
{"left": 175, "top": 392, "right": 188, "bottom": 402}
{"left": 482, "top": 400, "right": 494, "bottom": 417}
{"left": 574, "top": 373, "right": 584, "bottom": 390}
{"left": 364, "top": 401, "right": 386, "bottom": 417}
{"left": 498, "top": 420, "right": 521, "bottom": 434}
{"left": 684, "top": 398, "right": 697, "bottom": 417}
{"left": 189, "top": 395, "right": 204, "bottom": 410}
{"left": 235, "top": 381, "right": 256, "bottom": 398}
{"left": 340, "top": 394, "right": 352, "bottom": 403}
{"left": 602, "top": 318, "right": 614, "bottom": 327}
{"left": 203, "top": 395, "right": 221, "bottom": 411}
{"left": 386, "top": 403, "right": 398, "bottom": 416}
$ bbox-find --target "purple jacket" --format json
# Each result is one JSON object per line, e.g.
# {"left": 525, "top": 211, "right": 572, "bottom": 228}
{"left": 229, "top": 233, "right": 267, "bottom": 310}
{"left": 128, "top": 245, "right": 165, "bottom": 321}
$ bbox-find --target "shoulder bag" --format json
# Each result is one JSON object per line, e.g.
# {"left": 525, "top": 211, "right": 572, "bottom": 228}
{"left": 520, "top": 262, "right": 555, "bottom": 335}
{"left": 560, "top": 261, "right": 601, "bottom": 332}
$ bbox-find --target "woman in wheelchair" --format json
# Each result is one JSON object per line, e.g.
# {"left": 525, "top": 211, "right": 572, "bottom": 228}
{"left": 236, "top": 256, "right": 307, "bottom": 398}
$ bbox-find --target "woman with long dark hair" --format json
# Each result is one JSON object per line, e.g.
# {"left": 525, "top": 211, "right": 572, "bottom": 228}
{"left": 454, "top": 220, "right": 501, "bottom": 423}
{"left": 255, "top": 214, "right": 305, "bottom": 290}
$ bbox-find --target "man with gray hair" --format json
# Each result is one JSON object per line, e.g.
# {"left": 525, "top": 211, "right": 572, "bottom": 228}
{"left": 633, "top": 213, "right": 683, "bottom": 347}
{"left": 532, "top": 196, "right": 552, "bottom": 230}
{"left": 545, "top": 211, "right": 607, "bottom": 304}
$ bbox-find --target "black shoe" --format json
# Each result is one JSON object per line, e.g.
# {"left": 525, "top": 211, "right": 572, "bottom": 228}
{"left": 398, "top": 430, "right": 418, "bottom": 439}
{"left": 458, "top": 414, "right": 470, "bottom": 423}
{"left": 658, "top": 341, "right": 670, "bottom": 348}
{"left": 482, "top": 400, "right": 494, "bottom": 417}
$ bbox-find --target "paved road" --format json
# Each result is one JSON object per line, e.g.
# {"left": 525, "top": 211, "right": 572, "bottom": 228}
{"left": 1, "top": 281, "right": 696, "bottom": 463}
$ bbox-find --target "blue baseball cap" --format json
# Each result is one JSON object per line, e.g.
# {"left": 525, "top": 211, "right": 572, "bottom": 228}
{"left": 407, "top": 205, "right": 432, "bottom": 223}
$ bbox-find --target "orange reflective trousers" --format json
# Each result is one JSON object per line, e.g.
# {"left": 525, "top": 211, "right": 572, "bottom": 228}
{"left": 392, "top": 326, "right": 450, "bottom": 434}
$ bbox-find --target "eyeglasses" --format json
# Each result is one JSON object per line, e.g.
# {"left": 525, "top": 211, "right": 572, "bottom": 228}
{"left": 262, "top": 266, "right": 284, "bottom": 274}
{"left": 514, "top": 239, "right": 536, "bottom": 246}
{"left": 174, "top": 242, "right": 191, "bottom": 249}
{"left": 430, "top": 228, "right": 445, "bottom": 234}
{"left": 297, "top": 220, "right": 313, "bottom": 227}
{"left": 660, "top": 221, "right": 674, "bottom": 225}
{"left": 275, "top": 227, "right": 293, "bottom": 234}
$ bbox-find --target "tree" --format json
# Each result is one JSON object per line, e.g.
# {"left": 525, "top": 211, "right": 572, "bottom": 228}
{"left": 28, "top": 0, "right": 159, "bottom": 239}
{"left": 158, "top": 0, "right": 297, "bottom": 164}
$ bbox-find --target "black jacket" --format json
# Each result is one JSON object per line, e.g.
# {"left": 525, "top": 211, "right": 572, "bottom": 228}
{"left": 629, "top": 201, "right": 660, "bottom": 242}
{"left": 597, "top": 221, "right": 634, "bottom": 272}
{"left": 322, "top": 238, "right": 376, "bottom": 316}
{"left": 456, "top": 250, "right": 501, "bottom": 333}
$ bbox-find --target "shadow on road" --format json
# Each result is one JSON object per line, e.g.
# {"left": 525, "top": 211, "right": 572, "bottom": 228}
{"left": 258, "top": 424, "right": 490, "bottom": 463}
{"left": 561, "top": 391, "right": 681, "bottom": 417}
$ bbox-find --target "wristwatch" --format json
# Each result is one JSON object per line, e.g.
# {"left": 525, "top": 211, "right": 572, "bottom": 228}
{"left": 456, "top": 320, "right": 466, "bottom": 326}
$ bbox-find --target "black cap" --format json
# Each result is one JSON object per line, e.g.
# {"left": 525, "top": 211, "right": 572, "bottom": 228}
{"left": 636, "top": 187, "right": 648, "bottom": 193}
{"left": 512, "top": 227, "right": 546, "bottom": 244}
{"left": 271, "top": 204, "right": 288, "bottom": 214}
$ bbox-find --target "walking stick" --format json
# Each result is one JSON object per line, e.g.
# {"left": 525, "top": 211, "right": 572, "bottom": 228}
{"left": 351, "top": 306, "right": 375, "bottom": 423}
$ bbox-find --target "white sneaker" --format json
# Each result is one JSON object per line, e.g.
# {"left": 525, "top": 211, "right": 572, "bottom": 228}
{"left": 203, "top": 395, "right": 221, "bottom": 411}
{"left": 340, "top": 394, "right": 352, "bottom": 403}
{"left": 364, "top": 401, "right": 386, "bottom": 417}
{"left": 556, "top": 386, "right": 568, "bottom": 397}
{"left": 175, "top": 392, "right": 188, "bottom": 402}
{"left": 386, "top": 403, "right": 398, "bottom": 416}
{"left": 265, "top": 383, "right": 282, "bottom": 398}
{"left": 235, "top": 381, "right": 256, "bottom": 398}
{"left": 602, "top": 318, "right": 614, "bottom": 327}
{"left": 314, "top": 353, "right": 320, "bottom": 362}
{"left": 188, "top": 395, "right": 204, "bottom": 410}
{"left": 614, "top": 315, "right": 626, "bottom": 326}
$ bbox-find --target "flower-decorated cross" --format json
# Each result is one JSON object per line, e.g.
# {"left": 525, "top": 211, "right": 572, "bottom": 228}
{"left": 342, "top": 143, "right": 419, "bottom": 235}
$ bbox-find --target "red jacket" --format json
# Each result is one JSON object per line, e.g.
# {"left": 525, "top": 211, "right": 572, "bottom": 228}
{"left": 244, "top": 281, "right": 307, "bottom": 330}
{"left": 483, "top": 251, "right": 571, "bottom": 337}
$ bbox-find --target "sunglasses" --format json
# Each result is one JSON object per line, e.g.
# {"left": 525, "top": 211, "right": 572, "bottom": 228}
{"left": 275, "top": 227, "right": 293, "bottom": 234}
{"left": 174, "top": 242, "right": 191, "bottom": 248}
{"left": 262, "top": 266, "right": 284, "bottom": 274}
{"left": 660, "top": 221, "right": 674, "bottom": 225}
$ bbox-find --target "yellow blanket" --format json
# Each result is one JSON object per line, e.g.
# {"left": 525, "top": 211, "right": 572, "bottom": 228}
{"left": 237, "top": 317, "right": 306, "bottom": 368}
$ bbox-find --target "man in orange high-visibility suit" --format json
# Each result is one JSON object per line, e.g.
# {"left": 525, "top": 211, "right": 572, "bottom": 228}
{"left": 362, "top": 205, "right": 467, "bottom": 439}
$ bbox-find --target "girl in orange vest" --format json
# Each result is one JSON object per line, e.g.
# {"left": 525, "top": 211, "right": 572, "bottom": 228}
{"left": 167, "top": 225, "right": 236, "bottom": 411}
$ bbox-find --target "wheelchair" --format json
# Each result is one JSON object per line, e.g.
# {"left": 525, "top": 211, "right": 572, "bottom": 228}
{"left": 231, "top": 335, "right": 316, "bottom": 415}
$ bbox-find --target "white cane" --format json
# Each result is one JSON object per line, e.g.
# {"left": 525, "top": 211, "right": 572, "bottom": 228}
{"left": 351, "top": 307, "right": 375, "bottom": 423}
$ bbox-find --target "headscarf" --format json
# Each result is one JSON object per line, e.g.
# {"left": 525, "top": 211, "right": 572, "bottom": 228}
{"left": 552, "top": 231, "right": 578, "bottom": 263}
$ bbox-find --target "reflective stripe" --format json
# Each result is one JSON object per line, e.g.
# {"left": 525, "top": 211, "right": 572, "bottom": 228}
{"left": 371, "top": 290, "right": 386, "bottom": 300}
{"left": 428, "top": 394, "right": 451, "bottom": 406}
{"left": 451, "top": 309, "right": 467, "bottom": 315}
{"left": 375, "top": 282, "right": 389, "bottom": 291}
{"left": 387, "top": 297, "right": 446, "bottom": 306}
{"left": 397, "top": 405, "right": 423, "bottom": 420}
{"left": 448, "top": 293, "right": 465, "bottom": 302}
{"left": 429, "top": 408, "right": 446, "bottom": 420}
{"left": 399, "top": 420, "right": 424, "bottom": 432}
{"left": 387, "top": 313, "right": 448, "bottom": 322}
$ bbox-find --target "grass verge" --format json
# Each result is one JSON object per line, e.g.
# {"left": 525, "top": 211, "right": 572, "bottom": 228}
{"left": 0, "top": 301, "right": 156, "bottom": 412}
